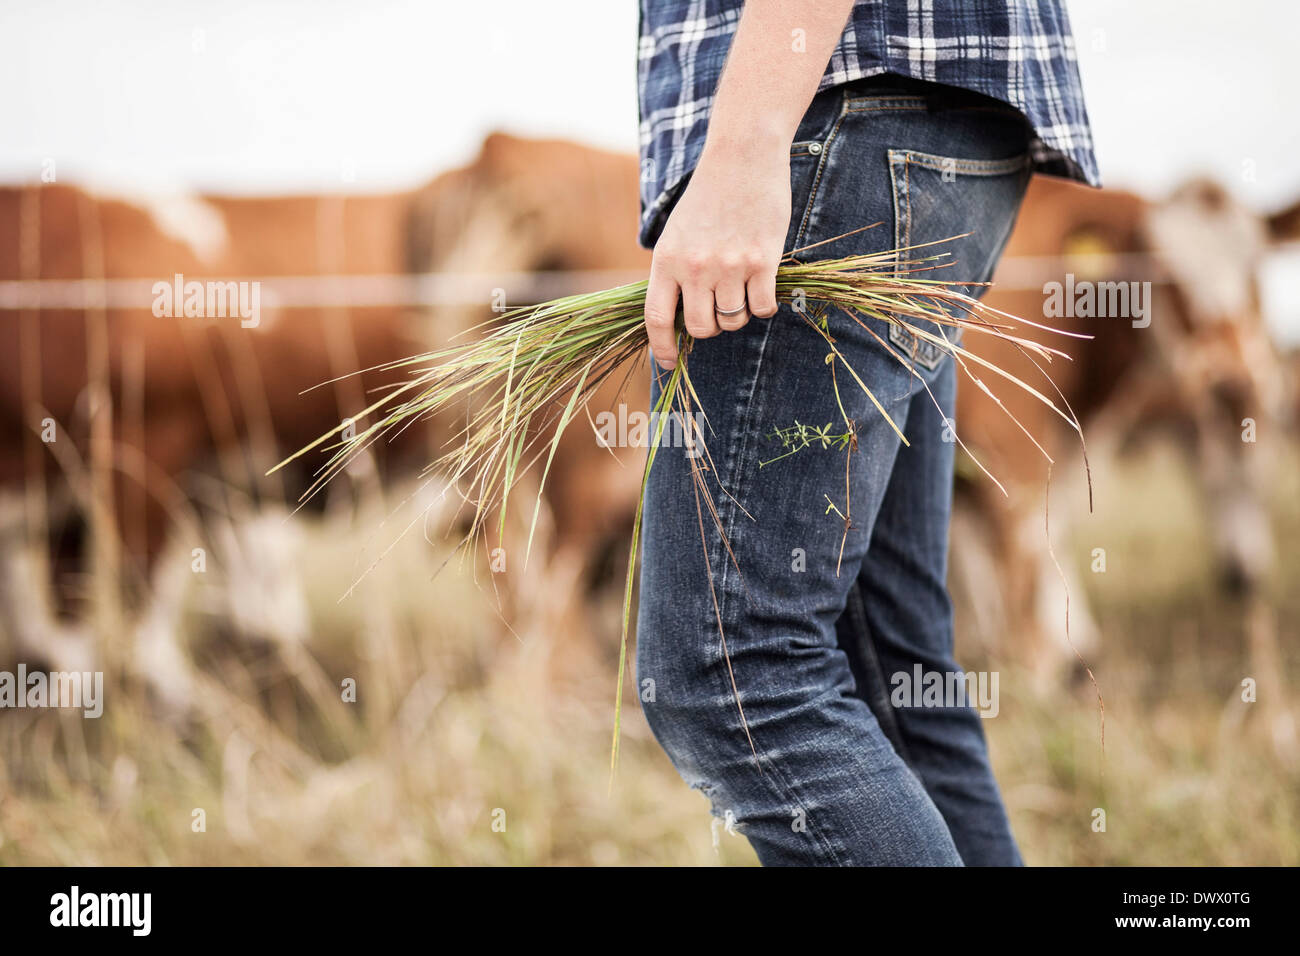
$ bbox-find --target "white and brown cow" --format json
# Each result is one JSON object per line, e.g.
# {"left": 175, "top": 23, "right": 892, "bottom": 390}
{"left": 954, "top": 175, "right": 1298, "bottom": 684}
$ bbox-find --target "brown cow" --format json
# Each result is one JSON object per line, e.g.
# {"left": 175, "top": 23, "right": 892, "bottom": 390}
{"left": 953, "top": 175, "right": 1298, "bottom": 683}
{"left": 0, "top": 181, "right": 429, "bottom": 676}
{"left": 0, "top": 133, "right": 651, "bottom": 681}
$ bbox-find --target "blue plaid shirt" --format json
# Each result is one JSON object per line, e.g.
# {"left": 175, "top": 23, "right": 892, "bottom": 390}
{"left": 636, "top": 0, "right": 1100, "bottom": 247}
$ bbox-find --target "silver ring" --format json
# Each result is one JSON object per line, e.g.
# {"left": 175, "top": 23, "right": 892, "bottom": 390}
{"left": 715, "top": 302, "right": 747, "bottom": 317}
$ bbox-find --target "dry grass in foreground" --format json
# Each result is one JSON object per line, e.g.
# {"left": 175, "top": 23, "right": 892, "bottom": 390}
{"left": 1, "top": 444, "right": 1297, "bottom": 865}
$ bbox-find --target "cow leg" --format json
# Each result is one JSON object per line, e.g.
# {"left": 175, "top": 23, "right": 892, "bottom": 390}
{"left": 0, "top": 494, "right": 97, "bottom": 674}
{"left": 1026, "top": 518, "right": 1100, "bottom": 689}
{"left": 948, "top": 490, "right": 1008, "bottom": 660}
{"left": 1019, "top": 447, "right": 1102, "bottom": 690}
{"left": 1243, "top": 597, "right": 1299, "bottom": 766}
{"left": 131, "top": 535, "right": 197, "bottom": 722}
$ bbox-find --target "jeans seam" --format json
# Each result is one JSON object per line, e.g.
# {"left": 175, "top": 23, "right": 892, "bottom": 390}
{"left": 791, "top": 91, "right": 853, "bottom": 250}
{"left": 889, "top": 153, "right": 941, "bottom": 369}
{"left": 844, "top": 583, "right": 915, "bottom": 765}
{"left": 843, "top": 102, "right": 928, "bottom": 114}
{"left": 888, "top": 153, "right": 943, "bottom": 371}
{"left": 843, "top": 92, "right": 1025, "bottom": 123}
{"left": 700, "top": 312, "right": 846, "bottom": 867}
{"left": 893, "top": 150, "right": 1033, "bottom": 177}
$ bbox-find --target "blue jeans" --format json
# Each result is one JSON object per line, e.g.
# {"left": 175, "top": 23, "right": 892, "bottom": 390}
{"left": 637, "top": 75, "right": 1033, "bottom": 866}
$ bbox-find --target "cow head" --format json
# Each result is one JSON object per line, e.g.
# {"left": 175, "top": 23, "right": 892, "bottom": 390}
{"left": 404, "top": 132, "right": 650, "bottom": 337}
{"left": 1140, "top": 179, "right": 1300, "bottom": 595}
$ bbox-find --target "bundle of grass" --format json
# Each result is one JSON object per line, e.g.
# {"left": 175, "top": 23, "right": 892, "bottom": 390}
{"left": 275, "top": 230, "right": 1091, "bottom": 776}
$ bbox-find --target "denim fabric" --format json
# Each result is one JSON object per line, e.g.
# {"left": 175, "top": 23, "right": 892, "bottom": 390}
{"left": 636, "top": 76, "right": 1032, "bottom": 866}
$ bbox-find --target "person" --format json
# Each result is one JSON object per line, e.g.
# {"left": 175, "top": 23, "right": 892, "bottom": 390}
{"left": 634, "top": 0, "right": 1098, "bottom": 866}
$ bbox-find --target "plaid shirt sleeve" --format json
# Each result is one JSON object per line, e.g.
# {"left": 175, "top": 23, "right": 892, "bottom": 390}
{"left": 636, "top": 0, "right": 1100, "bottom": 248}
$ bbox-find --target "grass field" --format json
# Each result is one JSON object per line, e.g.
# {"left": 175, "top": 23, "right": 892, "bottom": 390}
{"left": 1, "top": 442, "right": 1296, "bottom": 866}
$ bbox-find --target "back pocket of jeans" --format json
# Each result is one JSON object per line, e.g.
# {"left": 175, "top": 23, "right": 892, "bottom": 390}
{"left": 887, "top": 149, "right": 1032, "bottom": 369}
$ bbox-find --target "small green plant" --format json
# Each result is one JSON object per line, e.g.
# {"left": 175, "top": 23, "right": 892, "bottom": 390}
{"left": 761, "top": 421, "right": 858, "bottom": 466}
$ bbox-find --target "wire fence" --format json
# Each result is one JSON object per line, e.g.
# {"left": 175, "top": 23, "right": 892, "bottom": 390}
{"left": 0, "top": 254, "right": 1172, "bottom": 312}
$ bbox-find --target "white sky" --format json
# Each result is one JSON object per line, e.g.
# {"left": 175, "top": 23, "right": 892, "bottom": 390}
{"left": 0, "top": 0, "right": 641, "bottom": 194}
{"left": 2, "top": 0, "right": 1297, "bottom": 208}
{"left": 2, "top": 0, "right": 1298, "bottom": 336}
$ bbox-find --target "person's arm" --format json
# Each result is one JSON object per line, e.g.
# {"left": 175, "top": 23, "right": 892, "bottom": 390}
{"left": 644, "top": 0, "right": 858, "bottom": 370}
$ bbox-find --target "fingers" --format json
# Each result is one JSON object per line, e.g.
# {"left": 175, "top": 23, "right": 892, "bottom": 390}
{"left": 644, "top": 259, "right": 681, "bottom": 371}
{"left": 713, "top": 276, "right": 750, "bottom": 331}
{"left": 681, "top": 276, "right": 720, "bottom": 342}
{"left": 746, "top": 263, "right": 780, "bottom": 319}
{"left": 646, "top": 246, "right": 778, "bottom": 371}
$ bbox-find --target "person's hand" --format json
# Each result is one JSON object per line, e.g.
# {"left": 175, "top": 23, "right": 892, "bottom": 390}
{"left": 644, "top": 142, "right": 790, "bottom": 371}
